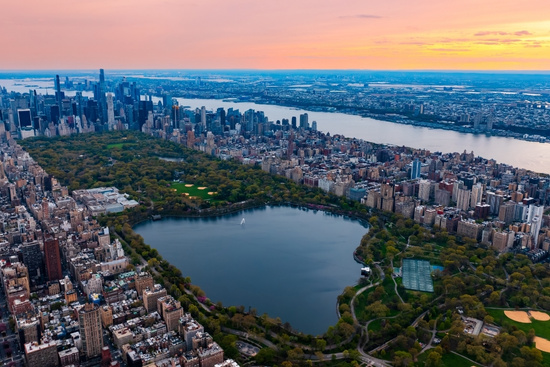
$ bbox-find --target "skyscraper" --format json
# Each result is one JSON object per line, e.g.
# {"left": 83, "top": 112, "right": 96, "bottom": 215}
{"left": 299, "top": 113, "right": 309, "bottom": 129}
{"left": 44, "top": 238, "right": 62, "bottom": 281}
{"left": 106, "top": 93, "right": 115, "bottom": 130}
{"left": 55, "top": 75, "right": 63, "bottom": 116}
{"left": 79, "top": 303, "right": 103, "bottom": 359}
{"left": 411, "top": 159, "right": 421, "bottom": 179}
{"left": 98, "top": 69, "right": 107, "bottom": 123}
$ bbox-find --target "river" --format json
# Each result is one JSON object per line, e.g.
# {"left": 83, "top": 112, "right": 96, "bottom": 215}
{"left": 170, "top": 97, "right": 550, "bottom": 174}
{"left": 134, "top": 206, "right": 368, "bottom": 335}
{"left": 2, "top": 77, "right": 549, "bottom": 173}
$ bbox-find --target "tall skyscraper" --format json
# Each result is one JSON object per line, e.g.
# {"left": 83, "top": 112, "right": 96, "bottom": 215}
{"left": 55, "top": 75, "right": 63, "bottom": 116}
{"left": 299, "top": 113, "right": 309, "bottom": 129}
{"left": 44, "top": 238, "right": 62, "bottom": 281}
{"left": 411, "top": 159, "right": 421, "bottom": 179}
{"left": 17, "top": 109, "right": 32, "bottom": 128}
{"left": 99, "top": 69, "right": 107, "bottom": 123}
{"left": 79, "top": 303, "right": 103, "bottom": 358}
{"left": 201, "top": 106, "right": 206, "bottom": 127}
{"left": 106, "top": 93, "right": 115, "bottom": 130}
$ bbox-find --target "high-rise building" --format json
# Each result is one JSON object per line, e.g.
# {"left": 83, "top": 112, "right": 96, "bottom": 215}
{"left": 157, "top": 296, "right": 183, "bottom": 332}
{"left": 135, "top": 272, "right": 154, "bottom": 297}
{"left": 44, "top": 238, "right": 62, "bottom": 281}
{"left": 17, "top": 109, "right": 33, "bottom": 128}
{"left": 24, "top": 340, "right": 59, "bottom": 367}
{"left": 411, "top": 159, "right": 421, "bottom": 179}
{"left": 470, "top": 183, "right": 483, "bottom": 209}
{"left": 21, "top": 242, "right": 43, "bottom": 280}
{"left": 99, "top": 69, "right": 107, "bottom": 123}
{"left": 107, "top": 93, "right": 115, "bottom": 130}
{"left": 418, "top": 180, "right": 432, "bottom": 202}
{"left": 55, "top": 75, "right": 63, "bottom": 116}
{"left": 143, "top": 285, "right": 167, "bottom": 312}
{"left": 456, "top": 188, "right": 471, "bottom": 212}
{"left": 79, "top": 303, "right": 103, "bottom": 358}
{"left": 299, "top": 113, "right": 309, "bottom": 129}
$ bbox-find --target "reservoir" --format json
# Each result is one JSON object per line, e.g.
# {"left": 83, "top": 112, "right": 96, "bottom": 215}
{"left": 171, "top": 97, "right": 550, "bottom": 174}
{"left": 134, "top": 206, "right": 368, "bottom": 336}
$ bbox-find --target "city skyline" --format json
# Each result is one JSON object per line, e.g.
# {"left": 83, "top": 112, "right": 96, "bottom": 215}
{"left": 2, "top": 0, "right": 550, "bottom": 70}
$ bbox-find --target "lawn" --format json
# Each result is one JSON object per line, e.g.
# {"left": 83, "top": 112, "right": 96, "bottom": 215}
{"left": 170, "top": 182, "right": 216, "bottom": 200}
{"left": 107, "top": 142, "right": 128, "bottom": 149}
{"left": 440, "top": 352, "right": 482, "bottom": 367}
{"left": 416, "top": 351, "right": 481, "bottom": 367}
{"left": 486, "top": 309, "right": 550, "bottom": 339}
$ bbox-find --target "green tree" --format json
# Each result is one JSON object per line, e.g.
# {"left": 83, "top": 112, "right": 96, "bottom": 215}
{"left": 425, "top": 351, "right": 442, "bottom": 367}
{"left": 393, "top": 351, "right": 413, "bottom": 367}
{"left": 365, "top": 301, "right": 389, "bottom": 318}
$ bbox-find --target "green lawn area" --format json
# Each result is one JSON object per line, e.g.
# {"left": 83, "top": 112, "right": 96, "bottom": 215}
{"left": 416, "top": 351, "right": 481, "bottom": 367}
{"left": 170, "top": 182, "right": 215, "bottom": 200}
{"left": 487, "top": 309, "right": 550, "bottom": 339}
{"left": 107, "top": 142, "right": 128, "bottom": 149}
{"left": 440, "top": 352, "right": 481, "bottom": 367}
{"left": 543, "top": 351, "right": 550, "bottom": 366}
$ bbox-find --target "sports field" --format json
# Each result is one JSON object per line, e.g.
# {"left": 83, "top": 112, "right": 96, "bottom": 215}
{"left": 170, "top": 182, "right": 216, "bottom": 200}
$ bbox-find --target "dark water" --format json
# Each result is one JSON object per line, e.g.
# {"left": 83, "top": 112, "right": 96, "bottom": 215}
{"left": 134, "top": 206, "right": 368, "bottom": 335}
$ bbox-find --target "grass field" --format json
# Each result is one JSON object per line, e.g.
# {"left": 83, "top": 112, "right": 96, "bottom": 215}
{"left": 440, "top": 352, "right": 482, "bottom": 367}
{"left": 170, "top": 182, "right": 215, "bottom": 200}
{"left": 107, "top": 142, "right": 130, "bottom": 149}
{"left": 416, "top": 351, "right": 481, "bottom": 367}
{"left": 487, "top": 309, "right": 550, "bottom": 339}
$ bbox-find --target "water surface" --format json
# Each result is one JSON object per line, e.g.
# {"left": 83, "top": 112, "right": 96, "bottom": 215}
{"left": 135, "top": 206, "right": 368, "bottom": 335}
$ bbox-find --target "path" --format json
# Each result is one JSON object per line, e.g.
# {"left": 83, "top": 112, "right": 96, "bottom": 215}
{"left": 390, "top": 259, "right": 404, "bottom": 304}
{"left": 222, "top": 327, "right": 279, "bottom": 351}
{"left": 451, "top": 351, "right": 484, "bottom": 366}
{"left": 420, "top": 316, "right": 440, "bottom": 353}
{"left": 349, "top": 265, "right": 391, "bottom": 367}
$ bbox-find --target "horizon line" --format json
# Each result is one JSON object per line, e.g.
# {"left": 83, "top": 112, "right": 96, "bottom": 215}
{"left": 1, "top": 68, "right": 550, "bottom": 74}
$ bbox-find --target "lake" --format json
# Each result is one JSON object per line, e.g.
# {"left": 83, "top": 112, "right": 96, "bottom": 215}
{"left": 134, "top": 206, "right": 368, "bottom": 335}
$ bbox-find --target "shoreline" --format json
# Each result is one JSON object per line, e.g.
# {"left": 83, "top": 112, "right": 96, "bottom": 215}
{"left": 130, "top": 201, "right": 370, "bottom": 336}
{"left": 174, "top": 94, "right": 550, "bottom": 145}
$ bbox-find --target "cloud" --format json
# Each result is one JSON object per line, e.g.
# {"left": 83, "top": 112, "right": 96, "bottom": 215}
{"left": 339, "top": 14, "right": 382, "bottom": 19}
{"left": 429, "top": 48, "right": 470, "bottom": 52}
{"left": 399, "top": 41, "right": 432, "bottom": 45}
{"left": 475, "top": 31, "right": 508, "bottom": 36}
{"left": 474, "top": 30, "right": 532, "bottom": 37}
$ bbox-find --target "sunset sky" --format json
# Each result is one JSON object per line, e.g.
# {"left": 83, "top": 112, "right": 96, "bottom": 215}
{"left": 2, "top": 0, "right": 550, "bottom": 70}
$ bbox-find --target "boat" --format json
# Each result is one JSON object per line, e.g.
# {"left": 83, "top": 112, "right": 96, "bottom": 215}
{"left": 240, "top": 218, "right": 245, "bottom": 225}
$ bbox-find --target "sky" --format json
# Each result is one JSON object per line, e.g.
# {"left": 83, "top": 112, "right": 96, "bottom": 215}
{"left": 2, "top": 0, "right": 550, "bottom": 70}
